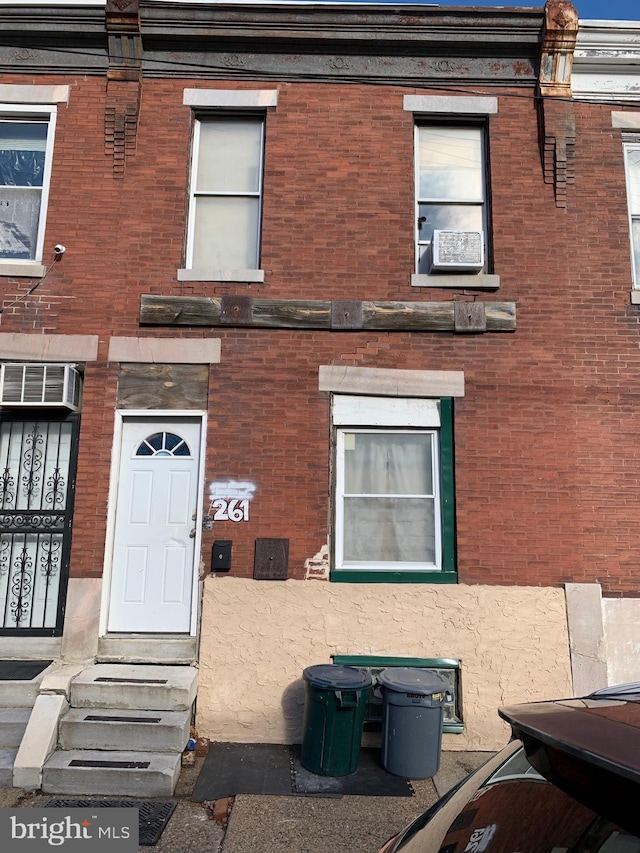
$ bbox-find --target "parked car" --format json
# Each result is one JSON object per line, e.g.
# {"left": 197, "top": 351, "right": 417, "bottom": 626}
{"left": 378, "top": 684, "right": 640, "bottom": 853}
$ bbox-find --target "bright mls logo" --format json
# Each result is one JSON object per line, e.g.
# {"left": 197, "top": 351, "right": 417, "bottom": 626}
{"left": 0, "top": 808, "right": 138, "bottom": 851}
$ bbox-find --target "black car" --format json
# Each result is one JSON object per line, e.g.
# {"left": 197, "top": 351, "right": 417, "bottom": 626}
{"left": 378, "top": 684, "right": 640, "bottom": 853}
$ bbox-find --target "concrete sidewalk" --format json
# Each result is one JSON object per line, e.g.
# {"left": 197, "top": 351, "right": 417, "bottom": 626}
{"left": 0, "top": 751, "right": 490, "bottom": 853}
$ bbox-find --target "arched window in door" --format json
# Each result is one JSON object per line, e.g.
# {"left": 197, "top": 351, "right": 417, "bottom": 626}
{"left": 135, "top": 432, "right": 191, "bottom": 458}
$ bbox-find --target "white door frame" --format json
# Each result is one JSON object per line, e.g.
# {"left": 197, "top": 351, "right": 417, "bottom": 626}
{"left": 99, "top": 409, "right": 207, "bottom": 637}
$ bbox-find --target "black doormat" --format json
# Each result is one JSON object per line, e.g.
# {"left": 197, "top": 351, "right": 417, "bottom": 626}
{"left": 191, "top": 743, "right": 413, "bottom": 802}
{"left": 45, "top": 799, "right": 177, "bottom": 846}
{"left": 0, "top": 659, "right": 52, "bottom": 680}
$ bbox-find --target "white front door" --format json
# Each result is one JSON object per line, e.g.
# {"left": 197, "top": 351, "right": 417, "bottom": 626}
{"left": 107, "top": 417, "right": 201, "bottom": 633}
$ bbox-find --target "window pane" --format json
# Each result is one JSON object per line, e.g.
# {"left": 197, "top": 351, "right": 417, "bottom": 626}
{"left": 192, "top": 196, "right": 260, "bottom": 269}
{"left": 196, "top": 120, "right": 262, "bottom": 193}
{"left": 419, "top": 127, "right": 483, "bottom": 201}
{"left": 627, "top": 149, "right": 640, "bottom": 214}
{"left": 418, "top": 203, "right": 483, "bottom": 244}
{"left": 344, "top": 432, "right": 433, "bottom": 495}
{"left": 343, "top": 497, "right": 435, "bottom": 563}
{"left": 0, "top": 187, "right": 41, "bottom": 259}
{"left": 0, "top": 122, "right": 47, "bottom": 188}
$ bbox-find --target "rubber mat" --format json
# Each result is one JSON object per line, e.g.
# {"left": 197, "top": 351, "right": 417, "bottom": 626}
{"left": 45, "top": 799, "right": 177, "bottom": 846}
{"left": 0, "top": 659, "right": 51, "bottom": 680}
{"left": 191, "top": 743, "right": 413, "bottom": 801}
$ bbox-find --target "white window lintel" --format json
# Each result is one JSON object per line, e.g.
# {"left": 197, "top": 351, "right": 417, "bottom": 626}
{"left": 319, "top": 365, "right": 465, "bottom": 399}
{"left": 612, "top": 112, "right": 640, "bottom": 129}
{"left": 183, "top": 89, "right": 278, "bottom": 109}
{"left": 404, "top": 95, "right": 498, "bottom": 115}
{"left": 0, "top": 85, "right": 69, "bottom": 105}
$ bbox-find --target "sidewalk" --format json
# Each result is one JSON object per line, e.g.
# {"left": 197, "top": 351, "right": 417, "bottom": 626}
{"left": 0, "top": 751, "right": 490, "bottom": 853}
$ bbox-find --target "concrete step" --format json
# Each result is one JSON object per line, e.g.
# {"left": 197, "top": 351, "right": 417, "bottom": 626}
{"left": 58, "top": 708, "right": 190, "bottom": 753}
{"left": 42, "top": 749, "right": 181, "bottom": 797}
{"left": 0, "top": 676, "right": 45, "bottom": 708}
{"left": 97, "top": 636, "right": 197, "bottom": 665}
{"left": 0, "top": 708, "right": 31, "bottom": 749}
{"left": 70, "top": 664, "right": 198, "bottom": 712}
{"left": 0, "top": 749, "right": 17, "bottom": 787}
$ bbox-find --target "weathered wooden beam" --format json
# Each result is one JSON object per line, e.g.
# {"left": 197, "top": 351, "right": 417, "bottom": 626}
{"left": 140, "top": 294, "right": 516, "bottom": 332}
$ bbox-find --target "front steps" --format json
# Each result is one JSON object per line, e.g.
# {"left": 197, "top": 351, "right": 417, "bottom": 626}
{"left": 0, "top": 667, "right": 51, "bottom": 787}
{"left": 42, "top": 664, "right": 197, "bottom": 797}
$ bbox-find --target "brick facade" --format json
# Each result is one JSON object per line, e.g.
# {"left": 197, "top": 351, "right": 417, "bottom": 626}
{"left": 0, "top": 2, "right": 638, "bottom": 613}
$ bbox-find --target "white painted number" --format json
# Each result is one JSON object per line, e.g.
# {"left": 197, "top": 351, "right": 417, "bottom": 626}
{"left": 211, "top": 498, "right": 250, "bottom": 522}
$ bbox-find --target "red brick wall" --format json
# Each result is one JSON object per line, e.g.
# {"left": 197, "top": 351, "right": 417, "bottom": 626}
{"left": 1, "top": 75, "right": 638, "bottom": 595}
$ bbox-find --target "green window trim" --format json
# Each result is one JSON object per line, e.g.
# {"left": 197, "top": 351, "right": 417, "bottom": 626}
{"left": 330, "top": 396, "right": 457, "bottom": 583}
{"left": 333, "top": 654, "right": 463, "bottom": 734}
{"left": 331, "top": 570, "right": 458, "bottom": 584}
{"left": 440, "top": 397, "right": 456, "bottom": 575}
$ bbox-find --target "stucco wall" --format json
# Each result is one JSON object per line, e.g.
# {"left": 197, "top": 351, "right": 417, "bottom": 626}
{"left": 602, "top": 598, "right": 640, "bottom": 687}
{"left": 197, "top": 578, "right": 572, "bottom": 751}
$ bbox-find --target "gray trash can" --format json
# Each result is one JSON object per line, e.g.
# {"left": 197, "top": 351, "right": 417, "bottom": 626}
{"left": 377, "top": 667, "right": 448, "bottom": 778}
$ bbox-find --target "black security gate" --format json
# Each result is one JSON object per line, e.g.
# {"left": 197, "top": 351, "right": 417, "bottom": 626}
{"left": 0, "top": 415, "right": 79, "bottom": 635}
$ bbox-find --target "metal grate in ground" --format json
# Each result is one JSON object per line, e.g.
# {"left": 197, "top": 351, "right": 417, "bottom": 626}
{"left": 45, "top": 799, "right": 177, "bottom": 846}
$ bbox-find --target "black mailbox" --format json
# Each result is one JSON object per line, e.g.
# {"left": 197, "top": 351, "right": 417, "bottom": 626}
{"left": 212, "top": 541, "right": 232, "bottom": 572}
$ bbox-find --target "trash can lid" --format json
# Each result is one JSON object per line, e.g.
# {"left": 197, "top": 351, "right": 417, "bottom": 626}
{"left": 377, "top": 667, "right": 448, "bottom": 695}
{"left": 303, "top": 664, "right": 372, "bottom": 690}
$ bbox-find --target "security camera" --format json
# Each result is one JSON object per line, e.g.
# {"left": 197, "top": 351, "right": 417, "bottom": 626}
{"left": 53, "top": 244, "right": 66, "bottom": 255}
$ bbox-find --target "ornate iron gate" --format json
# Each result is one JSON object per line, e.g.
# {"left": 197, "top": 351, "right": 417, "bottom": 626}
{"left": 0, "top": 415, "right": 79, "bottom": 635}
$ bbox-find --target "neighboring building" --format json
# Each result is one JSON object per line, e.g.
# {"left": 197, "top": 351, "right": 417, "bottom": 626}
{"left": 571, "top": 16, "right": 640, "bottom": 690}
{"left": 0, "top": 0, "right": 638, "bottom": 792}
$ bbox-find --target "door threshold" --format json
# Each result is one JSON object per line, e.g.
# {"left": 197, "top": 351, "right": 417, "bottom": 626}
{"left": 97, "top": 636, "right": 198, "bottom": 665}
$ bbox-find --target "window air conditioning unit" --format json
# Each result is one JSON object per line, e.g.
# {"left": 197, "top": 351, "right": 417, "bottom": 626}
{"left": 0, "top": 363, "right": 82, "bottom": 411}
{"left": 431, "top": 230, "right": 484, "bottom": 273}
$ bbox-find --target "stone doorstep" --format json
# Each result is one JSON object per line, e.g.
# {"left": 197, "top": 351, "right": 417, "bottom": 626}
{"left": 97, "top": 636, "right": 197, "bottom": 665}
{"left": 69, "top": 664, "right": 198, "bottom": 712}
{"left": 0, "top": 708, "right": 31, "bottom": 749}
{"left": 58, "top": 708, "right": 191, "bottom": 753}
{"left": 42, "top": 750, "right": 182, "bottom": 798}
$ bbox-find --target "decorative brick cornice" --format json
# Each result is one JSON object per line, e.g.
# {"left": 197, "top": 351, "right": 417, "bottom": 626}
{"left": 538, "top": 1, "right": 578, "bottom": 209}
{"left": 104, "top": 0, "right": 142, "bottom": 178}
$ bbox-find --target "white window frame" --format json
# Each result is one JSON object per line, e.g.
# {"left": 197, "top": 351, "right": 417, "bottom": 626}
{"left": 404, "top": 96, "right": 498, "bottom": 290}
{"left": 414, "top": 123, "right": 488, "bottom": 276}
{"left": 0, "top": 103, "right": 57, "bottom": 270}
{"left": 333, "top": 396, "right": 443, "bottom": 573}
{"left": 183, "top": 113, "right": 265, "bottom": 282}
{"left": 623, "top": 140, "right": 640, "bottom": 290}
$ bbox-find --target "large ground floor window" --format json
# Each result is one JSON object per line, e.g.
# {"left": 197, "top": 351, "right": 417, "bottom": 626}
{"left": 331, "top": 395, "right": 455, "bottom": 583}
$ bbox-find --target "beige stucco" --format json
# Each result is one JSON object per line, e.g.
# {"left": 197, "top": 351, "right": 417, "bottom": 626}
{"left": 197, "top": 578, "right": 572, "bottom": 752}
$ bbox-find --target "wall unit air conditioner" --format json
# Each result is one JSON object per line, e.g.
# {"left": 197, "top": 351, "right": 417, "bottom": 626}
{"left": 0, "top": 363, "right": 82, "bottom": 411}
{"left": 431, "top": 230, "right": 484, "bottom": 272}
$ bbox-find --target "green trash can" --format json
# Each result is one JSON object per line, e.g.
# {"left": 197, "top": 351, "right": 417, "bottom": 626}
{"left": 301, "top": 664, "right": 372, "bottom": 776}
{"left": 378, "top": 667, "right": 448, "bottom": 779}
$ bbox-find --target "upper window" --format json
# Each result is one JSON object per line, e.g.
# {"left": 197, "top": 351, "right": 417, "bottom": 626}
{"left": 331, "top": 395, "right": 456, "bottom": 583}
{"left": 0, "top": 107, "right": 56, "bottom": 264}
{"left": 186, "top": 116, "right": 264, "bottom": 274}
{"left": 415, "top": 124, "right": 487, "bottom": 275}
{"left": 623, "top": 142, "right": 640, "bottom": 288}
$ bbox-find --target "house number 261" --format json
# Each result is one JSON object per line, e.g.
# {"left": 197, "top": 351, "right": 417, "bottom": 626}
{"left": 211, "top": 498, "right": 250, "bottom": 522}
